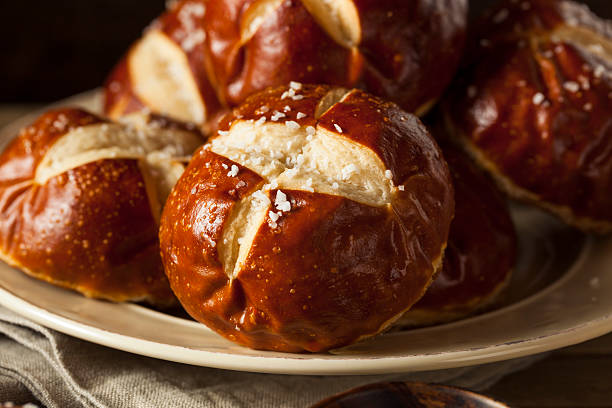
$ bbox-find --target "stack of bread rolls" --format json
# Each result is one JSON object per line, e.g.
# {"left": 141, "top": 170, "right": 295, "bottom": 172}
{"left": 1, "top": 0, "right": 609, "bottom": 352}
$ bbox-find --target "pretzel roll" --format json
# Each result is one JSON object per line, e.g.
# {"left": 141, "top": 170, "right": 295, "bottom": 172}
{"left": 443, "top": 0, "right": 612, "bottom": 234}
{"left": 399, "top": 146, "right": 517, "bottom": 327}
{"left": 0, "top": 108, "right": 203, "bottom": 305}
{"left": 104, "top": 0, "right": 467, "bottom": 128}
{"left": 159, "top": 84, "right": 454, "bottom": 352}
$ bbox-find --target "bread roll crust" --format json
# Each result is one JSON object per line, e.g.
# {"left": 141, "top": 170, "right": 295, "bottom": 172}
{"left": 443, "top": 0, "right": 612, "bottom": 233}
{"left": 400, "top": 147, "right": 517, "bottom": 326}
{"left": 105, "top": 0, "right": 467, "bottom": 126}
{"left": 0, "top": 108, "right": 202, "bottom": 306}
{"left": 160, "top": 85, "right": 454, "bottom": 352}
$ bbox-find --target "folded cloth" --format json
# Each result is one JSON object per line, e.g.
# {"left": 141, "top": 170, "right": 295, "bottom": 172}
{"left": 0, "top": 306, "right": 542, "bottom": 408}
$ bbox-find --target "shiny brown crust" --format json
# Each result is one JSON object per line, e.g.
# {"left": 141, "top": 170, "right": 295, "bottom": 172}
{"left": 443, "top": 0, "right": 612, "bottom": 234}
{"left": 104, "top": 0, "right": 467, "bottom": 126}
{"left": 0, "top": 109, "right": 181, "bottom": 306}
{"left": 160, "top": 84, "right": 454, "bottom": 352}
{"left": 401, "top": 146, "right": 517, "bottom": 326}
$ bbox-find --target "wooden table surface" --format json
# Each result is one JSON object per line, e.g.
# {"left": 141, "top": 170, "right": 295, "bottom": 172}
{"left": 1, "top": 105, "right": 611, "bottom": 408}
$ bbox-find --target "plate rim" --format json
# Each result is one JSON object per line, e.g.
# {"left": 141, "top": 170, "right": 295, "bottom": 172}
{"left": 2, "top": 281, "right": 612, "bottom": 375}
{"left": 1, "top": 90, "right": 611, "bottom": 375}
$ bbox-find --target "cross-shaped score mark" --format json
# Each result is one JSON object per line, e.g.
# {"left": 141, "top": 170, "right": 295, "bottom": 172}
{"left": 33, "top": 113, "right": 202, "bottom": 221}
{"left": 208, "top": 88, "right": 403, "bottom": 278}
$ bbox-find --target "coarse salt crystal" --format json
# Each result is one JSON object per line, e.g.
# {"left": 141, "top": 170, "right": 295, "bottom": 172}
{"left": 285, "top": 120, "right": 300, "bottom": 130}
{"left": 398, "top": 185, "right": 405, "bottom": 191}
{"left": 275, "top": 190, "right": 291, "bottom": 212}
{"left": 296, "top": 112, "right": 307, "bottom": 119}
{"left": 271, "top": 111, "right": 286, "bottom": 121}
{"left": 594, "top": 65, "right": 605, "bottom": 78}
{"left": 292, "top": 95, "right": 304, "bottom": 100}
{"left": 218, "top": 130, "right": 229, "bottom": 137}
{"left": 221, "top": 163, "right": 229, "bottom": 169}
{"left": 255, "top": 116, "right": 267, "bottom": 126}
{"left": 289, "top": 81, "right": 302, "bottom": 90}
{"left": 563, "top": 81, "right": 580, "bottom": 93}
{"left": 281, "top": 88, "right": 296, "bottom": 99}
{"left": 227, "top": 164, "right": 239, "bottom": 177}
{"left": 181, "top": 29, "right": 206, "bottom": 52}
{"left": 385, "top": 170, "right": 393, "bottom": 179}
{"left": 578, "top": 75, "right": 590, "bottom": 90}
{"left": 333, "top": 123, "right": 343, "bottom": 133}
{"left": 532, "top": 92, "right": 545, "bottom": 105}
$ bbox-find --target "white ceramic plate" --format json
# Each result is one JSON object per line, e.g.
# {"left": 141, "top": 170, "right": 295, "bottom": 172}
{"left": 0, "top": 91, "right": 611, "bottom": 375}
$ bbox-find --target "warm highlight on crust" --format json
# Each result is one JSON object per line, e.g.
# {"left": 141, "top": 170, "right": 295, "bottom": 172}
{"left": 0, "top": 108, "right": 203, "bottom": 306}
{"left": 443, "top": 0, "right": 612, "bottom": 234}
{"left": 104, "top": 0, "right": 468, "bottom": 127}
{"left": 160, "top": 84, "right": 454, "bottom": 352}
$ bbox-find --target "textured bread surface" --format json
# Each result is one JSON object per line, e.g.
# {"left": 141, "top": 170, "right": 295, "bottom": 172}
{"left": 443, "top": 0, "right": 612, "bottom": 234}
{"left": 399, "top": 146, "right": 517, "bottom": 327}
{"left": 160, "top": 84, "right": 454, "bottom": 352}
{"left": 0, "top": 108, "right": 203, "bottom": 305}
{"left": 105, "top": 0, "right": 468, "bottom": 128}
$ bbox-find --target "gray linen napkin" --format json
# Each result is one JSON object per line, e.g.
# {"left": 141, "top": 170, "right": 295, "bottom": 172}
{"left": 0, "top": 306, "right": 541, "bottom": 408}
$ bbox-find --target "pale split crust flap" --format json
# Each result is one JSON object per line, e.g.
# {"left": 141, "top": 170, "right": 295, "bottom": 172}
{"left": 127, "top": 0, "right": 362, "bottom": 125}
{"left": 160, "top": 84, "right": 455, "bottom": 351}
{"left": 34, "top": 115, "right": 202, "bottom": 220}
{"left": 241, "top": 0, "right": 361, "bottom": 49}
{"left": 300, "top": 0, "right": 361, "bottom": 48}
{"left": 210, "top": 88, "right": 433, "bottom": 327}
{"left": 129, "top": 30, "right": 206, "bottom": 124}
{"left": 551, "top": 25, "right": 612, "bottom": 65}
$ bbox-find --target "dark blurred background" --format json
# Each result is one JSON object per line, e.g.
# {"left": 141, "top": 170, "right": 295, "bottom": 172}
{"left": 0, "top": 0, "right": 610, "bottom": 103}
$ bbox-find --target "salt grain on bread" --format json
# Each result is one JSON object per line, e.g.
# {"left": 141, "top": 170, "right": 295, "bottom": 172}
{"left": 0, "top": 108, "right": 203, "bottom": 305}
{"left": 443, "top": 0, "right": 612, "bottom": 234}
{"left": 159, "top": 84, "right": 454, "bottom": 352}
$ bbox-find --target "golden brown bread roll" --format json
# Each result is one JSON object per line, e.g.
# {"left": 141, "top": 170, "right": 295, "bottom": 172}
{"left": 443, "top": 0, "right": 612, "bottom": 234}
{"left": 399, "top": 146, "right": 517, "bottom": 327}
{"left": 104, "top": 0, "right": 467, "bottom": 128}
{"left": 159, "top": 84, "right": 455, "bottom": 352}
{"left": 0, "top": 108, "right": 203, "bottom": 306}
